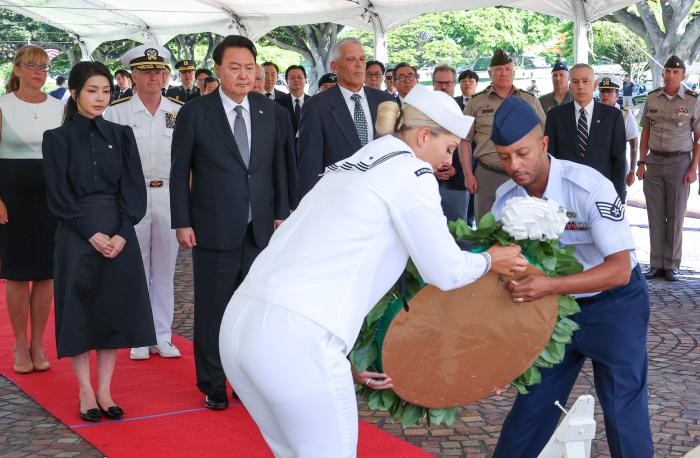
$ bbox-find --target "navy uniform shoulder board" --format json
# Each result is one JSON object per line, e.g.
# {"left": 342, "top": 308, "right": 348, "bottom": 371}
{"left": 110, "top": 96, "right": 131, "bottom": 106}
{"left": 167, "top": 96, "right": 185, "bottom": 105}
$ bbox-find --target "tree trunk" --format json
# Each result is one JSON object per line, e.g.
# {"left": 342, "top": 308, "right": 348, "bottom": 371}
{"left": 263, "top": 23, "right": 344, "bottom": 94}
{"left": 610, "top": 0, "right": 700, "bottom": 87}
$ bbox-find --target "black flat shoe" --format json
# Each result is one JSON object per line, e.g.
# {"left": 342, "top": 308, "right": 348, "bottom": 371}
{"left": 643, "top": 267, "right": 664, "bottom": 280}
{"left": 205, "top": 393, "right": 228, "bottom": 410}
{"left": 80, "top": 408, "right": 102, "bottom": 422}
{"left": 98, "top": 403, "right": 124, "bottom": 420}
{"left": 665, "top": 269, "right": 680, "bottom": 281}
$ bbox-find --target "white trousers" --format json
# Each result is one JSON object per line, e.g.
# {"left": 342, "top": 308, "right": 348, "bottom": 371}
{"left": 134, "top": 185, "right": 179, "bottom": 343}
{"left": 220, "top": 294, "right": 358, "bottom": 458}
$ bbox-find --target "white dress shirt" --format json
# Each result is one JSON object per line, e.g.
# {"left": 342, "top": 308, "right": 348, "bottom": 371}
{"left": 338, "top": 85, "right": 374, "bottom": 141}
{"left": 219, "top": 87, "right": 252, "bottom": 152}
{"left": 236, "top": 135, "right": 489, "bottom": 349}
{"left": 615, "top": 103, "right": 640, "bottom": 141}
{"left": 103, "top": 93, "right": 181, "bottom": 180}
{"left": 291, "top": 93, "right": 306, "bottom": 111}
{"left": 574, "top": 99, "right": 594, "bottom": 133}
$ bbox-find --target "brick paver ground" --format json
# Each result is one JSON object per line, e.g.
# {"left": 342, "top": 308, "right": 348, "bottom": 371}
{"left": 1, "top": 212, "right": 698, "bottom": 457}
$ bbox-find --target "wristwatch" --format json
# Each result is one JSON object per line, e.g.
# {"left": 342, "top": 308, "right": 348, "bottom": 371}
{"left": 636, "top": 160, "right": 646, "bottom": 166}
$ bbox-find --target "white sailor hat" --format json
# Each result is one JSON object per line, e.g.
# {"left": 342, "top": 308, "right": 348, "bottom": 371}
{"left": 121, "top": 44, "right": 171, "bottom": 70}
{"left": 403, "top": 84, "right": 474, "bottom": 138}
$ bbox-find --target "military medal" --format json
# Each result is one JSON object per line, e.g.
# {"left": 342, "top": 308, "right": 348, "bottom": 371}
{"left": 165, "top": 112, "right": 176, "bottom": 129}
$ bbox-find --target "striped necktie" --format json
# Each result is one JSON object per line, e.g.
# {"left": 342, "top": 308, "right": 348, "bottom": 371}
{"left": 577, "top": 107, "right": 588, "bottom": 159}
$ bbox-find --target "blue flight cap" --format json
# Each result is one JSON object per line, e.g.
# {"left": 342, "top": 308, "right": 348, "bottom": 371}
{"left": 552, "top": 61, "right": 568, "bottom": 73}
{"left": 491, "top": 97, "right": 542, "bottom": 146}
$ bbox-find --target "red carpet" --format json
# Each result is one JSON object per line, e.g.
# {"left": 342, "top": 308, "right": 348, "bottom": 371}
{"left": 0, "top": 280, "right": 431, "bottom": 457}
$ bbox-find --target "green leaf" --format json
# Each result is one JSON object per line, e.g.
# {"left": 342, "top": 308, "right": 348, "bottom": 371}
{"left": 380, "top": 390, "right": 398, "bottom": 410}
{"left": 512, "top": 380, "right": 529, "bottom": 394}
{"left": 557, "top": 295, "right": 581, "bottom": 317}
{"left": 443, "top": 407, "right": 459, "bottom": 426}
{"left": 541, "top": 256, "right": 557, "bottom": 272}
{"left": 428, "top": 408, "right": 446, "bottom": 425}
{"left": 348, "top": 343, "right": 376, "bottom": 372}
{"left": 521, "top": 366, "right": 542, "bottom": 385}
{"left": 401, "top": 404, "right": 425, "bottom": 428}
{"left": 477, "top": 212, "right": 496, "bottom": 231}
{"left": 367, "top": 390, "right": 383, "bottom": 410}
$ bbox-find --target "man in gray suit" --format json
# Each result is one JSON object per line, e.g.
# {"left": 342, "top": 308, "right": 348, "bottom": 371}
{"left": 297, "top": 38, "right": 396, "bottom": 196}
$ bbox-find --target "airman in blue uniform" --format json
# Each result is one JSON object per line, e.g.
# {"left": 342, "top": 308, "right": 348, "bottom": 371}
{"left": 490, "top": 97, "right": 652, "bottom": 458}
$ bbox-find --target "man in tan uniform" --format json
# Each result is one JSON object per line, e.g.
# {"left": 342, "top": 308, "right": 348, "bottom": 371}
{"left": 636, "top": 55, "right": 700, "bottom": 281}
{"left": 460, "top": 49, "right": 546, "bottom": 220}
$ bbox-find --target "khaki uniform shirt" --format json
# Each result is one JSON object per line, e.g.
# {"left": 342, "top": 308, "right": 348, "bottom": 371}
{"left": 464, "top": 85, "right": 546, "bottom": 169}
{"left": 641, "top": 87, "right": 700, "bottom": 152}
{"left": 539, "top": 91, "right": 573, "bottom": 114}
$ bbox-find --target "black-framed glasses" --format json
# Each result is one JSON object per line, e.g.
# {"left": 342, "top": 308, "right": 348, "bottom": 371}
{"left": 435, "top": 80, "right": 455, "bottom": 86}
{"left": 385, "top": 75, "right": 393, "bottom": 81}
{"left": 366, "top": 72, "right": 383, "bottom": 78}
{"left": 23, "top": 62, "right": 50, "bottom": 72}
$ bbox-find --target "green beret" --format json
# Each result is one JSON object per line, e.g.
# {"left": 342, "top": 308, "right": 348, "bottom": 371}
{"left": 664, "top": 55, "right": 685, "bottom": 70}
{"left": 491, "top": 49, "right": 513, "bottom": 67}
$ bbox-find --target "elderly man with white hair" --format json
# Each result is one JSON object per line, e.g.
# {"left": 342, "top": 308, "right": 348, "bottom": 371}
{"left": 220, "top": 85, "right": 527, "bottom": 457}
{"left": 297, "top": 37, "right": 397, "bottom": 196}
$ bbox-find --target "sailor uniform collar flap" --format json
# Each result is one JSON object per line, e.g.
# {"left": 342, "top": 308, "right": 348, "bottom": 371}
{"left": 325, "top": 150, "right": 412, "bottom": 174}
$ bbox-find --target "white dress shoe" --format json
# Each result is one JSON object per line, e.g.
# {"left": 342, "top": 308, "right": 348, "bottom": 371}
{"left": 130, "top": 346, "right": 150, "bottom": 360}
{"left": 150, "top": 341, "right": 181, "bottom": 358}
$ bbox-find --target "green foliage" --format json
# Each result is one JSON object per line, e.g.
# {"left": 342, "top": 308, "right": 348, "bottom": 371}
{"left": 351, "top": 211, "right": 583, "bottom": 426}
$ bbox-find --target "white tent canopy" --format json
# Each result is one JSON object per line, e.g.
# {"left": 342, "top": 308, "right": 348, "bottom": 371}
{"left": 3, "top": 0, "right": 638, "bottom": 63}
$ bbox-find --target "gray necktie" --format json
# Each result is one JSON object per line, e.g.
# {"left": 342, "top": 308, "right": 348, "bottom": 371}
{"left": 350, "top": 93, "right": 368, "bottom": 146}
{"left": 233, "top": 105, "right": 252, "bottom": 222}
{"left": 233, "top": 105, "right": 250, "bottom": 167}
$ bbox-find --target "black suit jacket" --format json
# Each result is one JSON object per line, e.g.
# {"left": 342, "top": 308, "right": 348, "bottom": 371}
{"left": 276, "top": 93, "right": 310, "bottom": 133}
{"left": 454, "top": 96, "right": 465, "bottom": 111}
{"left": 297, "top": 85, "right": 396, "bottom": 196}
{"left": 112, "top": 87, "right": 133, "bottom": 101}
{"left": 545, "top": 101, "right": 627, "bottom": 199}
{"left": 170, "top": 91, "right": 291, "bottom": 251}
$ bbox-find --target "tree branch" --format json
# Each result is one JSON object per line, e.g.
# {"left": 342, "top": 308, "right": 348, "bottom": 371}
{"left": 264, "top": 33, "right": 312, "bottom": 62}
{"left": 636, "top": 1, "right": 664, "bottom": 41}
{"left": 678, "top": 14, "right": 700, "bottom": 53}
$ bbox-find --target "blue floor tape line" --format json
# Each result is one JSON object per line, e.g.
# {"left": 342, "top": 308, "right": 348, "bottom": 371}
{"left": 69, "top": 401, "right": 242, "bottom": 429}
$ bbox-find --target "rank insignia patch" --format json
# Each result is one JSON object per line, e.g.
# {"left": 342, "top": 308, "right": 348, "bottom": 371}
{"left": 596, "top": 197, "right": 625, "bottom": 221}
{"left": 414, "top": 167, "right": 433, "bottom": 177}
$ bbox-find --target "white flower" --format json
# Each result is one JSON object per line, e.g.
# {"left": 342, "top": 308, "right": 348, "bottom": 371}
{"left": 500, "top": 196, "right": 568, "bottom": 241}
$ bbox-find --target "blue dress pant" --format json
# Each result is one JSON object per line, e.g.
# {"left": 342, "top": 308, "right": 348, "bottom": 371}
{"left": 493, "top": 265, "right": 653, "bottom": 458}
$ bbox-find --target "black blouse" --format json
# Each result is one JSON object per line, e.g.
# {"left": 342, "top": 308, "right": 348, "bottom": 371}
{"left": 42, "top": 113, "right": 146, "bottom": 240}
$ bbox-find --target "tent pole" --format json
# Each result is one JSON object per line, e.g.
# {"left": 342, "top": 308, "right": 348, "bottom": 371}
{"left": 371, "top": 16, "right": 388, "bottom": 64}
{"left": 572, "top": 0, "right": 589, "bottom": 64}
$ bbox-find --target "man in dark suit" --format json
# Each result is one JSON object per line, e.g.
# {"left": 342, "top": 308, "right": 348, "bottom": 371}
{"left": 170, "top": 35, "right": 292, "bottom": 410}
{"left": 262, "top": 62, "right": 286, "bottom": 100}
{"left": 393, "top": 62, "right": 417, "bottom": 108}
{"left": 546, "top": 63, "right": 627, "bottom": 200}
{"left": 455, "top": 69, "right": 479, "bottom": 110}
{"left": 297, "top": 38, "right": 396, "bottom": 196}
{"left": 276, "top": 65, "right": 310, "bottom": 134}
{"left": 112, "top": 69, "right": 133, "bottom": 101}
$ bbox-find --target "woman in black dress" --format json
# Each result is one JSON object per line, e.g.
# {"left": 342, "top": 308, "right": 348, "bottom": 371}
{"left": 42, "top": 61, "right": 156, "bottom": 422}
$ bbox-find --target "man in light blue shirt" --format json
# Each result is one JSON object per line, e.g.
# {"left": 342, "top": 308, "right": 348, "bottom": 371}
{"left": 490, "top": 97, "right": 652, "bottom": 458}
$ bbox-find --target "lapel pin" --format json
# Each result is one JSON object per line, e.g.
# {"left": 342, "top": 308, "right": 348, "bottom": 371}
{"left": 108, "top": 145, "right": 113, "bottom": 149}
{"left": 596, "top": 120, "right": 600, "bottom": 123}
{"left": 259, "top": 110, "right": 263, "bottom": 114}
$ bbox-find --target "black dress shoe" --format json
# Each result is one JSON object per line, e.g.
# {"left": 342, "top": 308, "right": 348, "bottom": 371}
{"left": 80, "top": 408, "right": 102, "bottom": 422}
{"left": 98, "top": 402, "right": 124, "bottom": 419}
{"left": 205, "top": 392, "right": 228, "bottom": 410}
{"left": 665, "top": 269, "right": 680, "bottom": 281}
{"left": 644, "top": 267, "right": 664, "bottom": 280}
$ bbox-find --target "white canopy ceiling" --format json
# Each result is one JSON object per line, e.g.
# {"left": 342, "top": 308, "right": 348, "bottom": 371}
{"left": 3, "top": 0, "right": 637, "bottom": 54}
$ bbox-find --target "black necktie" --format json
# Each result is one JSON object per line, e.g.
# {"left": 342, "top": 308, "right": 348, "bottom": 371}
{"left": 294, "top": 98, "right": 301, "bottom": 125}
{"left": 577, "top": 107, "right": 588, "bottom": 159}
{"left": 266, "top": 92, "right": 273, "bottom": 100}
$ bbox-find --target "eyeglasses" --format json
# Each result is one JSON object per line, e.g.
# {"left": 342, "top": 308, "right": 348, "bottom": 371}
{"left": 385, "top": 75, "right": 393, "bottom": 81}
{"left": 396, "top": 74, "right": 416, "bottom": 82}
{"left": 435, "top": 80, "right": 455, "bottom": 86}
{"left": 366, "top": 72, "right": 383, "bottom": 78}
{"left": 23, "top": 62, "right": 50, "bottom": 72}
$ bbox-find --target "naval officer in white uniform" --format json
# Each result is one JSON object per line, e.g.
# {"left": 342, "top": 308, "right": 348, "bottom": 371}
{"left": 104, "top": 45, "right": 183, "bottom": 360}
{"left": 219, "top": 85, "right": 528, "bottom": 457}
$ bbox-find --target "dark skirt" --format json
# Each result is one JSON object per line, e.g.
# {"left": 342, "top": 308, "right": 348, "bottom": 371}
{"left": 0, "top": 159, "right": 56, "bottom": 280}
{"left": 53, "top": 194, "right": 156, "bottom": 358}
